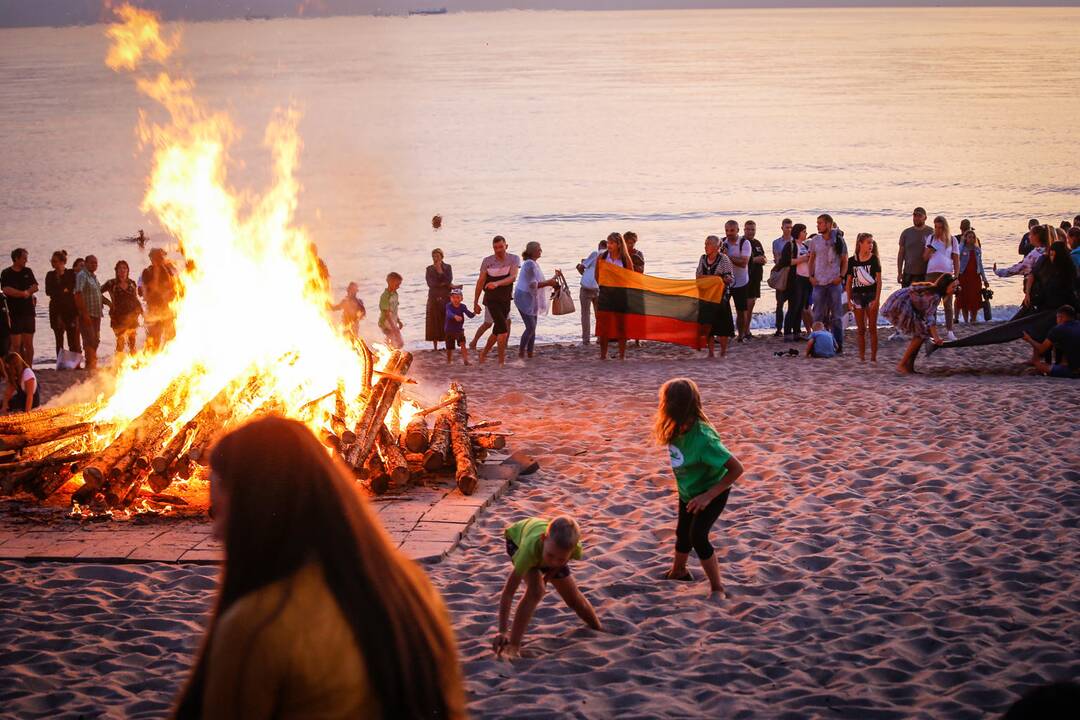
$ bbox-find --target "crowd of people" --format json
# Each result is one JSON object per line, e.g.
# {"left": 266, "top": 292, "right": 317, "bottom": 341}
{"left": 345, "top": 209, "right": 1078, "bottom": 377}
{"left": 0, "top": 246, "right": 180, "bottom": 411}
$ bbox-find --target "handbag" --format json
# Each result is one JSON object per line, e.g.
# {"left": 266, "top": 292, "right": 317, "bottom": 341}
{"left": 981, "top": 286, "right": 993, "bottom": 322}
{"left": 56, "top": 348, "right": 83, "bottom": 370}
{"left": 767, "top": 265, "right": 791, "bottom": 292}
{"left": 551, "top": 273, "right": 576, "bottom": 316}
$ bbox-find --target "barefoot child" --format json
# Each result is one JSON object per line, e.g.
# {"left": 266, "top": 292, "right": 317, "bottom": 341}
{"left": 493, "top": 515, "right": 601, "bottom": 659}
{"left": 378, "top": 272, "right": 404, "bottom": 349}
{"left": 805, "top": 321, "right": 837, "bottom": 358}
{"left": 655, "top": 378, "right": 744, "bottom": 600}
{"left": 444, "top": 288, "right": 475, "bottom": 365}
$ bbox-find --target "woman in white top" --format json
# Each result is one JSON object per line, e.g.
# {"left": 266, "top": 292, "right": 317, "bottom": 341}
{"left": 513, "top": 242, "right": 560, "bottom": 359}
{"left": 2, "top": 351, "right": 40, "bottom": 413}
{"left": 924, "top": 216, "right": 961, "bottom": 340}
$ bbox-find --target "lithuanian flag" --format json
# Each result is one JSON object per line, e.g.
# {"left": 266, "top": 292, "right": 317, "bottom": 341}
{"left": 595, "top": 261, "right": 726, "bottom": 349}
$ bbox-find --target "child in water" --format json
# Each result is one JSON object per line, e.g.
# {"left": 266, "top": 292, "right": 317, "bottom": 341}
{"left": 378, "top": 272, "right": 404, "bottom": 349}
{"left": 493, "top": 515, "right": 602, "bottom": 659}
{"left": 655, "top": 378, "right": 744, "bottom": 602}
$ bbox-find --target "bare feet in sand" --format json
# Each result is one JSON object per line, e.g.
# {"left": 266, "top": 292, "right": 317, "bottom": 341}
{"left": 708, "top": 589, "right": 727, "bottom": 603}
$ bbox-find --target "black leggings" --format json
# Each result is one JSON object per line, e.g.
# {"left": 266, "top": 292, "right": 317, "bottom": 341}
{"left": 674, "top": 488, "right": 730, "bottom": 560}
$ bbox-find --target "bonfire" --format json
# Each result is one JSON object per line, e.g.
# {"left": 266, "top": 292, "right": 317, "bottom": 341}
{"left": 0, "top": 5, "right": 503, "bottom": 516}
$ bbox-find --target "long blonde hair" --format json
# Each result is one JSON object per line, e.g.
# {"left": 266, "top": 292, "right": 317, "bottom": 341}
{"left": 654, "top": 378, "right": 711, "bottom": 445}
{"left": 933, "top": 215, "right": 951, "bottom": 243}
{"left": 3, "top": 352, "right": 29, "bottom": 388}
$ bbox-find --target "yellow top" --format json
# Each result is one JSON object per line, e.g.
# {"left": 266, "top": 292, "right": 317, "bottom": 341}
{"left": 203, "top": 561, "right": 378, "bottom": 719}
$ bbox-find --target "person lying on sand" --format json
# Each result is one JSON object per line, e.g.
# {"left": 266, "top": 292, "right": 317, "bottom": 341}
{"left": 655, "top": 378, "right": 745, "bottom": 602}
{"left": 494, "top": 515, "right": 602, "bottom": 659}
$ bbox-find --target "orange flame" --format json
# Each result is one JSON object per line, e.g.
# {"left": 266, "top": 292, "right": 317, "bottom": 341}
{"left": 97, "top": 4, "right": 370, "bottom": 439}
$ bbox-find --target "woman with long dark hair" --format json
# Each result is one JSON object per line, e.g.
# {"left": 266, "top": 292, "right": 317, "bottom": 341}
{"left": 174, "top": 416, "right": 465, "bottom": 719}
{"left": 779, "top": 223, "right": 812, "bottom": 341}
{"left": 881, "top": 273, "right": 957, "bottom": 374}
{"left": 101, "top": 260, "right": 143, "bottom": 357}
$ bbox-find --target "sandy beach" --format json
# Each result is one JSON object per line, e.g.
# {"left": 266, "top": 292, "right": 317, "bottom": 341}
{"left": 2, "top": 329, "right": 1079, "bottom": 718}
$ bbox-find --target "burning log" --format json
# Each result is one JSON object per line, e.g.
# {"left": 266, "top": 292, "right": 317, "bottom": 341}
{"left": 447, "top": 383, "right": 478, "bottom": 496}
{"left": 468, "top": 420, "right": 501, "bottom": 432}
{"left": 341, "top": 351, "right": 413, "bottom": 469}
{"left": 471, "top": 433, "right": 507, "bottom": 451}
{"left": 376, "top": 426, "right": 410, "bottom": 487}
{"left": 358, "top": 339, "right": 374, "bottom": 393}
{"left": 0, "top": 421, "right": 111, "bottom": 453}
{"left": 403, "top": 416, "right": 429, "bottom": 453}
{"left": 0, "top": 402, "right": 97, "bottom": 434}
{"left": 423, "top": 412, "right": 451, "bottom": 472}
{"left": 77, "top": 376, "right": 191, "bottom": 506}
{"left": 364, "top": 448, "right": 390, "bottom": 495}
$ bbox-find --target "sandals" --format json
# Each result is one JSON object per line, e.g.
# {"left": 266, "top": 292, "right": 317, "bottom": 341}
{"left": 661, "top": 570, "right": 694, "bottom": 582}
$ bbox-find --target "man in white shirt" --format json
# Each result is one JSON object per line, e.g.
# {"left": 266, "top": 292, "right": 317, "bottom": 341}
{"left": 771, "top": 218, "right": 793, "bottom": 337}
{"left": 576, "top": 239, "right": 607, "bottom": 345}
{"left": 723, "top": 220, "right": 751, "bottom": 341}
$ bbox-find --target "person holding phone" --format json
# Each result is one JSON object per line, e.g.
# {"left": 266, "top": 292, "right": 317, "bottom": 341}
{"left": 924, "top": 216, "right": 961, "bottom": 341}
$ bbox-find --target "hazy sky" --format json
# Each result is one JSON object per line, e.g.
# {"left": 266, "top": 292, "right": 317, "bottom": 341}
{"left": 1, "top": 0, "right": 1078, "bottom": 28}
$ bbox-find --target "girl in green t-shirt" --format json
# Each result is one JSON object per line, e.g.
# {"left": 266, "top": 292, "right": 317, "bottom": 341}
{"left": 654, "top": 378, "right": 745, "bottom": 601}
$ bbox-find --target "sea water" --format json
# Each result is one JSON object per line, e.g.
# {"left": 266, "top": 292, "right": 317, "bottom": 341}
{"left": 2, "top": 8, "right": 1078, "bottom": 362}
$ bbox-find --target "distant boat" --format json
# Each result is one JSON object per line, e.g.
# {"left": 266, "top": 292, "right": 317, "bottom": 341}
{"left": 408, "top": 8, "right": 447, "bottom": 15}
{"left": 244, "top": 14, "right": 272, "bottom": 21}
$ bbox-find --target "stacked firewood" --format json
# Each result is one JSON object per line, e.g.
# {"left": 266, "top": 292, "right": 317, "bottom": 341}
{"left": 0, "top": 343, "right": 506, "bottom": 512}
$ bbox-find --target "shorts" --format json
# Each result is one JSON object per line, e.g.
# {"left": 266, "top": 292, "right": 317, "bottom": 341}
{"left": 9, "top": 312, "right": 34, "bottom": 335}
{"left": 1049, "top": 364, "right": 1079, "bottom": 379}
{"left": 747, "top": 278, "right": 762, "bottom": 299}
{"left": 850, "top": 288, "right": 877, "bottom": 310}
{"left": 731, "top": 285, "right": 749, "bottom": 312}
{"left": 505, "top": 538, "right": 570, "bottom": 580}
{"left": 485, "top": 300, "right": 512, "bottom": 335}
{"left": 444, "top": 331, "right": 466, "bottom": 349}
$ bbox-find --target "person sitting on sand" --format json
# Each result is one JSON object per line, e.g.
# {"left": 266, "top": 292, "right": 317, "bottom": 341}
{"left": 493, "top": 515, "right": 602, "bottom": 660}
{"left": 1022, "top": 304, "right": 1080, "bottom": 378}
{"left": 329, "top": 281, "right": 365, "bottom": 340}
{"left": 805, "top": 321, "right": 837, "bottom": 358}
{"left": 655, "top": 378, "right": 745, "bottom": 601}
{"left": 173, "top": 416, "right": 465, "bottom": 719}
{"left": 880, "top": 273, "right": 957, "bottom": 374}
{"left": 444, "top": 288, "right": 474, "bottom": 365}
{"left": 1, "top": 351, "right": 39, "bottom": 413}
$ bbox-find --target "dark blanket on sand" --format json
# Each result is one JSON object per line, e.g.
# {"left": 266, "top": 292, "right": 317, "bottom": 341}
{"left": 931, "top": 307, "right": 1057, "bottom": 353}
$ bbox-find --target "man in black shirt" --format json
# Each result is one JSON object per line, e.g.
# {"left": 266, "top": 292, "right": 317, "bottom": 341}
{"left": 1, "top": 248, "right": 39, "bottom": 365}
{"left": 1018, "top": 218, "right": 1039, "bottom": 257}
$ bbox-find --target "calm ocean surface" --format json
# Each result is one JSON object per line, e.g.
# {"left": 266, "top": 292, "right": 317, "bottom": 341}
{"left": 2, "top": 8, "right": 1079, "bottom": 362}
